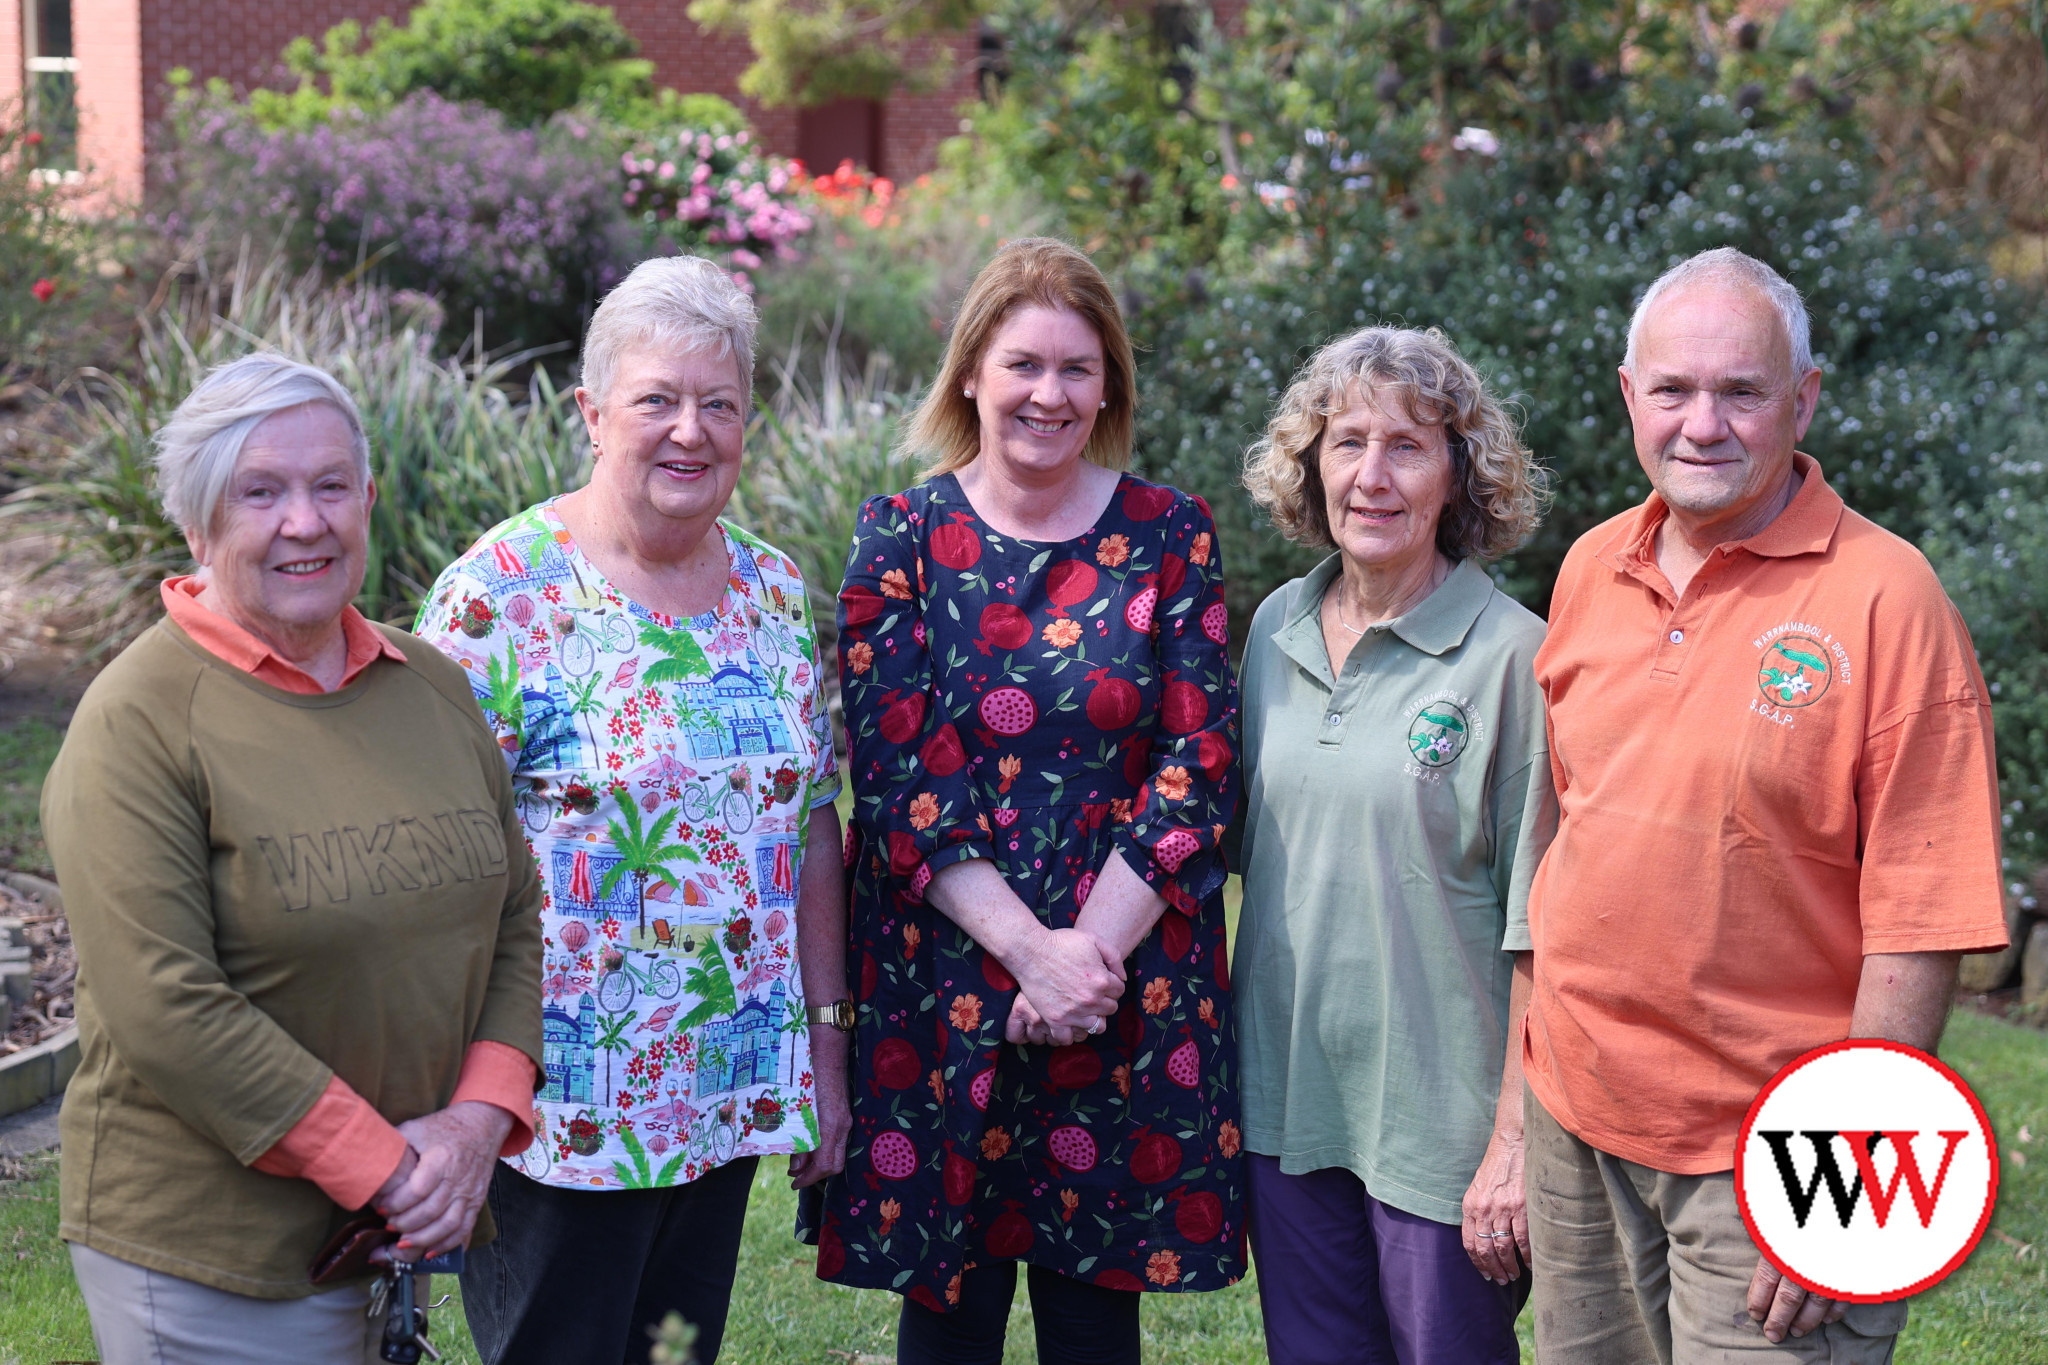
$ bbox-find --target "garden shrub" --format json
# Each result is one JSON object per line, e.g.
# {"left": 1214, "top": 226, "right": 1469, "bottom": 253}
{"left": 155, "top": 84, "right": 638, "bottom": 353}
{"left": 618, "top": 125, "right": 814, "bottom": 288}
{"left": 0, "top": 113, "right": 130, "bottom": 385}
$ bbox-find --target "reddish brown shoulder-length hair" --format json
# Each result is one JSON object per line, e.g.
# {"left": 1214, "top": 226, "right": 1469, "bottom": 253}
{"left": 905, "top": 237, "right": 1138, "bottom": 476}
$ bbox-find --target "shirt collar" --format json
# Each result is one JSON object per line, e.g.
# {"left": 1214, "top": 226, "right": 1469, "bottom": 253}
{"left": 1277, "top": 553, "right": 1495, "bottom": 678}
{"left": 161, "top": 575, "right": 406, "bottom": 694}
{"left": 1594, "top": 451, "right": 1843, "bottom": 578}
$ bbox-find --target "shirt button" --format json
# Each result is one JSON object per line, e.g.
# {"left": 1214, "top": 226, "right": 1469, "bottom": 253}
{"left": 1669, "top": 629, "right": 1685, "bottom": 644}
{"left": 1326, "top": 713, "right": 1342, "bottom": 727}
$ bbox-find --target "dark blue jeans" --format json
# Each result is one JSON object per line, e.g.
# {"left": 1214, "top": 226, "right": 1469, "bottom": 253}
{"left": 896, "top": 1262, "right": 1141, "bottom": 1365}
{"left": 1247, "top": 1153, "right": 1527, "bottom": 1365}
{"left": 461, "top": 1157, "right": 758, "bottom": 1365}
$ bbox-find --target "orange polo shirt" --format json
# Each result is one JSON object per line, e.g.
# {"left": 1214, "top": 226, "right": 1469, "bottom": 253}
{"left": 160, "top": 577, "right": 537, "bottom": 1210}
{"left": 1523, "top": 454, "right": 2008, "bottom": 1174}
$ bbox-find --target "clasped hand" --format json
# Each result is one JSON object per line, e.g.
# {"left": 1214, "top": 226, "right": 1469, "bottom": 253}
{"left": 1005, "top": 926, "right": 1125, "bottom": 1047}
{"left": 368, "top": 1100, "right": 514, "bottom": 1263}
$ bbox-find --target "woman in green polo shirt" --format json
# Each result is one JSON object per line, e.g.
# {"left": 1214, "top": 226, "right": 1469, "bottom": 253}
{"left": 1233, "top": 326, "right": 1554, "bottom": 1365}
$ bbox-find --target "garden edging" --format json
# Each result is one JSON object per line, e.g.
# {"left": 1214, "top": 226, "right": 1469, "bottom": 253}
{"left": 0, "top": 1025, "right": 78, "bottom": 1119}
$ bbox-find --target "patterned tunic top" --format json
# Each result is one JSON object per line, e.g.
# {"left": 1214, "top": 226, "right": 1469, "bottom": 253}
{"left": 417, "top": 498, "right": 839, "bottom": 1191}
{"left": 804, "top": 472, "right": 1246, "bottom": 1311}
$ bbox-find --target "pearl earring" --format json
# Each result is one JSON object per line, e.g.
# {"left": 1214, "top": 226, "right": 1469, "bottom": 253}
{"left": 963, "top": 388, "right": 973, "bottom": 399}
{"left": 1099, "top": 400, "right": 1107, "bottom": 409}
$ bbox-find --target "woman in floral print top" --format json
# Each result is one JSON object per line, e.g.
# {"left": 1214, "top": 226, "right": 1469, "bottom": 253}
{"left": 803, "top": 240, "right": 1245, "bottom": 1365}
{"left": 417, "top": 257, "right": 850, "bottom": 1365}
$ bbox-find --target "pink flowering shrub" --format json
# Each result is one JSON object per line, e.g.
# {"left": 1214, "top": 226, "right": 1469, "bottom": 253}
{"left": 619, "top": 126, "right": 813, "bottom": 290}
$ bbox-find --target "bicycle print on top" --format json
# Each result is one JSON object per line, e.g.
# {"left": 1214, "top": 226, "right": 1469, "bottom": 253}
{"left": 417, "top": 498, "right": 840, "bottom": 1191}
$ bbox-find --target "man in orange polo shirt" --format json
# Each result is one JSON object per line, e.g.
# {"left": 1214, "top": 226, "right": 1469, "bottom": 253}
{"left": 1520, "top": 247, "right": 2009, "bottom": 1361}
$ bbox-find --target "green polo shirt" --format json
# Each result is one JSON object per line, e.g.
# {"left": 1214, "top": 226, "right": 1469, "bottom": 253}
{"left": 1234, "top": 555, "right": 1556, "bottom": 1223}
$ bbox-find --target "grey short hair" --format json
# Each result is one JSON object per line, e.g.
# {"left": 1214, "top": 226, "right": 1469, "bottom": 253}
{"left": 580, "top": 256, "right": 758, "bottom": 407}
{"left": 154, "top": 353, "right": 370, "bottom": 537}
{"left": 1625, "top": 247, "right": 1815, "bottom": 378}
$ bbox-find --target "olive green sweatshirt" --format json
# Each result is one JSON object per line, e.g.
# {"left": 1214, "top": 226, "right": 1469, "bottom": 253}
{"left": 42, "top": 615, "right": 544, "bottom": 1298}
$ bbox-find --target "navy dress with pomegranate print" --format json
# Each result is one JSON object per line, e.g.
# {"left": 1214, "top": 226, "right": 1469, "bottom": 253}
{"left": 804, "top": 471, "right": 1247, "bottom": 1312}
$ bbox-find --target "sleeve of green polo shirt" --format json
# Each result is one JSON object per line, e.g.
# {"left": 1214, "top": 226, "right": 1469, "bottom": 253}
{"left": 1494, "top": 639, "right": 1556, "bottom": 954}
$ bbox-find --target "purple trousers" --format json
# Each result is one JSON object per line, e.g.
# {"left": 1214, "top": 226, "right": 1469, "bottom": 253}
{"left": 1247, "top": 1153, "right": 1525, "bottom": 1365}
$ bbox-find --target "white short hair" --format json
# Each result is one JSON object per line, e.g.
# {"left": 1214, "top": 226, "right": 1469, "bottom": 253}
{"left": 580, "top": 256, "right": 758, "bottom": 407}
{"left": 1625, "top": 247, "right": 1815, "bottom": 378}
{"left": 154, "top": 353, "right": 370, "bottom": 537}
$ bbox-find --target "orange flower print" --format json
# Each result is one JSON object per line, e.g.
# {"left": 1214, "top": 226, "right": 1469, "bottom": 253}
{"left": 1142, "top": 976, "right": 1172, "bottom": 1015}
{"left": 1110, "top": 797, "right": 1134, "bottom": 823}
{"left": 848, "top": 641, "right": 874, "bottom": 674}
{"left": 903, "top": 922, "right": 922, "bottom": 956}
{"left": 981, "top": 1126, "right": 1012, "bottom": 1160}
{"left": 1096, "top": 534, "right": 1131, "bottom": 568}
{"left": 1059, "top": 1188, "right": 1080, "bottom": 1222}
{"left": 909, "top": 791, "right": 940, "bottom": 829}
{"left": 1198, "top": 996, "right": 1218, "bottom": 1027}
{"left": 1155, "top": 765, "right": 1192, "bottom": 802}
{"left": 1043, "top": 618, "right": 1082, "bottom": 648}
{"left": 949, "top": 993, "right": 984, "bottom": 1031}
{"left": 976, "top": 813, "right": 992, "bottom": 835}
{"left": 1218, "top": 1119, "right": 1242, "bottom": 1158}
{"left": 878, "top": 1198, "right": 902, "bottom": 1236}
{"left": 1112, "top": 1063, "right": 1131, "bottom": 1097}
{"left": 945, "top": 1271, "right": 963, "bottom": 1306}
{"left": 997, "top": 755, "right": 1022, "bottom": 794}
{"left": 1146, "top": 1250, "right": 1183, "bottom": 1286}
{"left": 916, "top": 557, "right": 927, "bottom": 594}
{"left": 880, "top": 568, "right": 912, "bottom": 600}
{"left": 1190, "top": 531, "right": 1212, "bottom": 566}
{"left": 929, "top": 1068, "right": 946, "bottom": 1104}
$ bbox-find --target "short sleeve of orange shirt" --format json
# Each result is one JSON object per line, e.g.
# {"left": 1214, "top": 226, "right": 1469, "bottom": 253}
{"left": 1523, "top": 454, "right": 2009, "bottom": 1175}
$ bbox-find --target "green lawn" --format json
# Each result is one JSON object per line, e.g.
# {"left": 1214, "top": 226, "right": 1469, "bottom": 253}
{"left": 5, "top": 1003, "right": 2044, "bottom": 1363}
{"left": 0, "top": 716, "right": 63, "bottom": 877}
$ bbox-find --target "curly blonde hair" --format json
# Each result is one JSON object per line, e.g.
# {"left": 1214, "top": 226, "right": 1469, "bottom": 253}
{"left": 1243, "top": 326, "right": 1547, "bottom": 561}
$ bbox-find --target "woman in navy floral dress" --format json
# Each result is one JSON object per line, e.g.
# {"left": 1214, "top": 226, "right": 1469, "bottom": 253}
{"left": 804, "top": 240, "right": 1245, "bottom": 1364}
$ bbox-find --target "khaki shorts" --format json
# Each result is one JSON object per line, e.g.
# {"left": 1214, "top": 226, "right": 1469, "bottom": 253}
{"left": 1523, "top": 1085, "right": 1907, "bottom": 1363}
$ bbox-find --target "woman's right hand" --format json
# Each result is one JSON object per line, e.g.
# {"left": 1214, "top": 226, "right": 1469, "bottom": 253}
{"left": 1010, "top": 926, "right": 1125, "bottom": 1038}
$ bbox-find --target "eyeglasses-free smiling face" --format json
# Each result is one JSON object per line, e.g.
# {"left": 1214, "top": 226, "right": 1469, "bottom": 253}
{"left": 188, "top": 401, "right": 375, "bottom": 645}
{"left": 579, "top": 346, "right": 748, "bottom": 526}
{"left": 970, "top": 305, "right": 1106, "bottom": 476}
{"left": 1619, "top": 282, "right": 1820, "bottom": 535}
{"left": 1317, "top": 388, "right": 1456, "bottom": 576}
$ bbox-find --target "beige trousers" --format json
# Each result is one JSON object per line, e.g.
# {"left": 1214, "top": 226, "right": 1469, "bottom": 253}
{"left": 69, "top": 1241, "right": 395, "bottom": 1365}
{"left": 1523, "top": 1086, "right": 1908, "bottom": 1364}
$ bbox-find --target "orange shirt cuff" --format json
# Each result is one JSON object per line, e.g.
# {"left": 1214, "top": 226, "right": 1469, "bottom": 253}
{"left": 251, "top": 1076, "right": 409, "bottom": 1211}
{"left": 453, "top": 1040, "right": 540, "bottom": 1157}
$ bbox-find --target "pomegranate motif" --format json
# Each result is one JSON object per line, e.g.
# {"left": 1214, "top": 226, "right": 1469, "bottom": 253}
{"left": 1131, "top": 1130, "right": 1183, "bottom": 1184}
{"left": 1096, "top": 1269, "right": 1144, "bottom": 1291}
{"left": 869, "top": 1129, "right": 918, "bottom": 1180}
{"left": 1175, "top": 1190, "right": 1224, "bottom": 1243}
{"left": 1047, "top": 1044, "right": 1102, "bottom": 1091}
{"left": 944, "top": 1150, "right": 977, "bottom": 1205}
{"left": 982, "top": 955, "right": 1016, "bottom": 992}
{"left": 921, "top": 723, "right": 968, "bottom": 777}
{"left": 840, "top": 583, "right": 884, "bottom": 626}
{"left": 968, "top": 1067, "right": 996, "bottom": 1110}
{"left": 1201, "top": 599, "right": 1229, "bottom": 645}
{"left": 986, "top": 1208, "right": 1035, "bottom": 1258}
{"left": 931, "top": 511, "right": 983, "bottom": 569}
{"left": 1197, "top": 730, "right": 1232, "bottom": 782}
{"left": 1122, "top": 735, "right": 1152, "bottom": 787}
{"left": 1158, "top": 552, "right": 1187, "bottom": 599}
{"left": 992, "top": 807, "right": 1019, "bottom": 828}
{"left": 888, "top": 831, "right": 922, "bottom": 876}
{"left": 872, "top": 1036, "right": 922, "bottom": 1089}
{"left": 1153, "top": 828, "right": 1202, "bottom": 873}
{"left": 979, "top": 687, "right": 1038, "bottom": 736}
{"left": 860, "top": 950, "right": 878, "bottom": 999}
{"left": 1075, "top": 871, "right": 1097, "bottom": 908}
{"left": 817, "top": 1225, "right": 847, "bottom": 1278}
{"left": 1047, "top": 1125, "right": 1098, "bottom": 1173}
{"left": 1161, "top": 910, "right": 1192, "bottom": 962}
{"left": 1124, "top": 585, "right": 1159, "bottom": 634}
{"left": 1045, "top": 560, "right": 1099, "bottom": 613}
{"left": 1165, "top": 1038, "right": 1200, "bottom": 1089}
{"left": 908, "top": 862, "right": 933, "bottom": 901}
{"left": 1161, "top": 678, "right": 1209, "bottom": 734}
{"left": 878, "top": 691, "right": 927, "bottom": 745}
{"left": 978, "top": 603, "right": 1033, "bottom": 652}
{"left": 1084, "top": 668, "right": 1141, "bottom": 731}
{"left": 1123, "top": 483, "right": 1177, "bottom": 520}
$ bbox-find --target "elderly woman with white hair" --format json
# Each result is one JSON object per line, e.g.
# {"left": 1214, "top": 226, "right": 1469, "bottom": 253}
{"left": 415, "top": 254, "right": 849, "bottom": 1365}
{"left": 41, "top": 352, "right": 546, "bottom": 1364}
{"left": 1231, "top": 326, "right": 1555, "bottom": 1365}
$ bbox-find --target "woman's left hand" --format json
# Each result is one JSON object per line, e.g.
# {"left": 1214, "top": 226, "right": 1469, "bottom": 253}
{"left": 791, "top": 1029, "right": 851, "bottom": 1189}
{"left": 1460, "top": 1126, "right": 1530, "bottom": 1285}
{"left": 379, "top": 1101, "right": 514, "bottom": 1260}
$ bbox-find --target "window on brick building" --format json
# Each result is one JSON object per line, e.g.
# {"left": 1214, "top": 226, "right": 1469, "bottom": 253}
{"left": 797, "top": 98, "right": 882, "bottom": 177}
{"left": 25, "top": 0, "right": 78, "bottom": 174}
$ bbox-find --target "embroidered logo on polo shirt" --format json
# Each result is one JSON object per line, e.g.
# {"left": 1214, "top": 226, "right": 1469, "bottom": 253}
{"left": 1757, "top": 632, "right": 1834, "bottom": 709}
{"left": 1405, "top": 697, "right": 1474, "bottom": 768}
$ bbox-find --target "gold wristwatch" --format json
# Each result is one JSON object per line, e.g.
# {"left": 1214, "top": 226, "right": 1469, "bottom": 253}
{"left": 806, "top": 999, "right": 855, "bottom": 1031}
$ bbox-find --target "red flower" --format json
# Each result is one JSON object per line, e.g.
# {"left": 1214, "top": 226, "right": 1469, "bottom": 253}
{"left": 30, "top": 278, "right": 56, "bottom": 304}
{"left": 24, "top": 131, "right": 42, "bottom": 147}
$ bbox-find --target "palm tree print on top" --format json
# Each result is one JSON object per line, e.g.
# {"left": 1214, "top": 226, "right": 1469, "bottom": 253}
{"left": 803, "top": 473, "right": 1247, "bottom": 1312}
{"left": 417, "top": 498, "right": 839, "bottom": 1190}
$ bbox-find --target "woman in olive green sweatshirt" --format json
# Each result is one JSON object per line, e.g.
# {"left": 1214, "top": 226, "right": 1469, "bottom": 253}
{"left": 41, "top": 353, "right": 545, "bottom": 1365}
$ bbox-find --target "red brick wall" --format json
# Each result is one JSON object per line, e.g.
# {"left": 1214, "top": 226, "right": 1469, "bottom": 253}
{"left": 134, "top": 0, "right": 412, "bottom": 129}
{"left": 879, "top": 34, "right": 980, "bottom": 181}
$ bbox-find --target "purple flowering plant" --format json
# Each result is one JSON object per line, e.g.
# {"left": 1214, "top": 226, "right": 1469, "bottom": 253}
{"left": 619, "top": 126, "right": 814, "bottom": 291}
